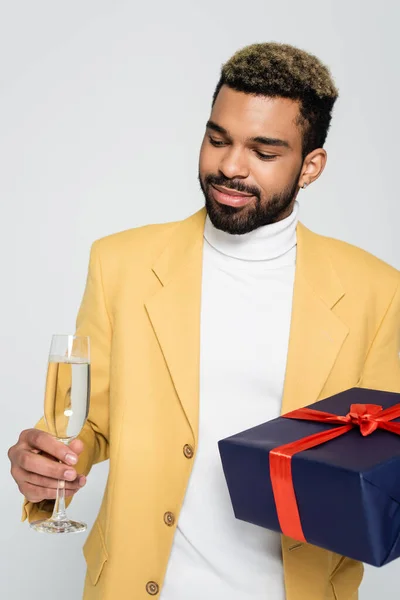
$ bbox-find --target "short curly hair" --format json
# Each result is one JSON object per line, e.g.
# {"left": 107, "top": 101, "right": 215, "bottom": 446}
{"left": 212, "top": 42, "right": 339, "bottom": 158}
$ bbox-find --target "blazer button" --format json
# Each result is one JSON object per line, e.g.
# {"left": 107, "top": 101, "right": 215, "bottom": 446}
{"left": 183, "top": 444, "right": 194, "bottom": 459}
{"left": 164, "top": 511, "right": 175, "bottom": 526}
{"left": 146, "top": 581, "right": 159, "bottom": 595}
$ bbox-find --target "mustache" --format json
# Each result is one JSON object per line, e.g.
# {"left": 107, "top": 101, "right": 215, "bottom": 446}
{"left": 204, "top": 174, "right": 260, "bottom": 199}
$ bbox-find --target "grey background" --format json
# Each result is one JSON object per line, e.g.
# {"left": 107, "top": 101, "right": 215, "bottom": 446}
{"left": 1, "top": 1, "right": 399, "bottom": 598}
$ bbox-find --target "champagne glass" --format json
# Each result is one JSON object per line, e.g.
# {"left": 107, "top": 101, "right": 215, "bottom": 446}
{"left": 30, "top": 334, "right": 91, "bottom": 534}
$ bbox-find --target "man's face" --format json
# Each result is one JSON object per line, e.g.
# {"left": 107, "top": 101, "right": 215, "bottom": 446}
{"left": 199, "top": 85, "right": 305, "bottom": 234}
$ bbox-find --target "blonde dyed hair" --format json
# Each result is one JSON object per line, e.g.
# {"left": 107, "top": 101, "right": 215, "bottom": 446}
{"left": 213, "top": 42, "right": 339, "bottom": 156}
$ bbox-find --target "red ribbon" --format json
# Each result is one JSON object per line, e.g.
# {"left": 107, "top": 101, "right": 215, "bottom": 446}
{"left": 269, "top": 403, "right": 400, "bottom": 542}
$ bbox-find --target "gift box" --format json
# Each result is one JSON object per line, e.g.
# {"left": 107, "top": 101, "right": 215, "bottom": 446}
{"left": 218, "top": 387, "right": 400, "bottom": 566}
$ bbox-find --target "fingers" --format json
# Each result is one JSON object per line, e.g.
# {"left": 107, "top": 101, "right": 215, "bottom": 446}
{"left": 11, "top": 458, "right": 87, "bottom": 501}
{"left": 68, "top": 438, "right": 84, "bottom": 456}
{"left": 18, "top": 429, "right": 80, "bottom": 465}
{"left": 8, "top": 429, "right": 87, "bottom": 504}
{"left": 23, "top": 482, "right": 78, "bottom": 502}
{"left": 18, "top": 449, "right": 78, "bottom": 481}
{"left": 14, "top": 466, "right": 86, "bottom": 491}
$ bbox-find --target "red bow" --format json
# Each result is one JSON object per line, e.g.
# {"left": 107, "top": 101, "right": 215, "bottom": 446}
{"left": 269, "top": 403, "right": 400, "bottom": 542}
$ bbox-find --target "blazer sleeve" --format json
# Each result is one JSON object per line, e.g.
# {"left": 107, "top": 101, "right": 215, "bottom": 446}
{"left": 21, "top": 240, "right": 112, "bottom": 523}
{"left": 359, "top": 274, "right": 400, "bottom": 393}
{"left": 329, "top": 274, "right": 400, "bottom": 597}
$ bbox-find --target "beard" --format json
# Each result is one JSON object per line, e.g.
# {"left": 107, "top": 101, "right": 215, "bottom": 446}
{"left": 198, "top": 170, "right": 301, "bottom": 235}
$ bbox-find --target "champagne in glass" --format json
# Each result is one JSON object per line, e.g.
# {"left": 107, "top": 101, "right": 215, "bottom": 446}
{"left": 30, "top": 334, "right": 91, "bottom": 534}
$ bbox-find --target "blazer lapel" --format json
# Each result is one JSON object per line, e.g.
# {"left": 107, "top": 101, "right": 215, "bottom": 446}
{"left": 144, "top": 209, "right": 206, "bottom": 445}
{"left": 145, "top": 209, "right": 350, "bottom": 443}
{"left": 281, "top": 222, "right": 349, "bottom": 414}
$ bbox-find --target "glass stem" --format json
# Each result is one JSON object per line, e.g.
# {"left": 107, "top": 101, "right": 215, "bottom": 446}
{"left": 51, "top": 460, "right": 67, "bottom": 522}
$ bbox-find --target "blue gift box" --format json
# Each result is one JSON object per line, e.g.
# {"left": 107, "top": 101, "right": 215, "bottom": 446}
{"left": 218, "top": 387, "right": 400, "bottom": 567}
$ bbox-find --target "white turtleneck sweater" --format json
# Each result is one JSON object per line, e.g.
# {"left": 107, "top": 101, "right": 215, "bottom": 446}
{"left": 161, "top": 202, "right": 299, "bottom": 600}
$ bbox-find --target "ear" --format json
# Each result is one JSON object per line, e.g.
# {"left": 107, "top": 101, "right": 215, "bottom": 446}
{"left": 299, "top": 148, "right": 327, "bottom": 188}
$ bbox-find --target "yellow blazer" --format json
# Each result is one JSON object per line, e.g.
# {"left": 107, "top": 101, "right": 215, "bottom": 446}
{"left": 22, "top": 208, "right": 400, "bottom": 599}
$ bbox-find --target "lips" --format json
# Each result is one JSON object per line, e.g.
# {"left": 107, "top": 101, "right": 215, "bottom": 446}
{"left": 211, "top": 184, "right": 255, "bottom": 208}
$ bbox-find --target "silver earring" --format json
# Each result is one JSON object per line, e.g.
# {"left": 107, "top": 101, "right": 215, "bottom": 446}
{"left": 302, "top": 183, "right": 308, "bottom": 190}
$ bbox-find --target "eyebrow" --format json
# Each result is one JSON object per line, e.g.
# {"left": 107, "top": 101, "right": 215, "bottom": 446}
{"left": 206, "top": 120, "right": 291, "bottom": 149}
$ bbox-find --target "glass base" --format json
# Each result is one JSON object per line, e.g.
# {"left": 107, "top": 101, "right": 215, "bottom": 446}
{"left": 29, "top": 518, "right": 87, "bottom": 534}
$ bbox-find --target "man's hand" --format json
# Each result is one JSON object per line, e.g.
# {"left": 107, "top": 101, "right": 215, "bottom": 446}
{"left": 8, "top": 429, "right": 86, "bottom": 502}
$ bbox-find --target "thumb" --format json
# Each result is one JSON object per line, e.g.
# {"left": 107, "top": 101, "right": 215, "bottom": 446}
{"left": 68, "top": 438, "right": 85, "bottom": 456}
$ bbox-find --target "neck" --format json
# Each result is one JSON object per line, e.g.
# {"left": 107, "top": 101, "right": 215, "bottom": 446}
{"left": 203, "top": 201, "right": 299, "bottom": 261}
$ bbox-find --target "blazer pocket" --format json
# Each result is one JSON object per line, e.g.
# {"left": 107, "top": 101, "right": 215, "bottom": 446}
{"left": 83, "top": 520, "right": 108, "bottom": 586}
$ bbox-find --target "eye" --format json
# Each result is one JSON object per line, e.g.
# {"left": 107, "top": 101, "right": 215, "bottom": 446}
{"left": 208, "top": 137, "right": 227, "bottom": 147}
{"left": 255, "top": 151, "right": 278, "bottom": 161}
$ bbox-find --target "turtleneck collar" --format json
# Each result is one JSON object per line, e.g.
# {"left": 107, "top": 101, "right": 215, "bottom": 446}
{"left": 203, "top": 201, "right": 299, "bottom": 262}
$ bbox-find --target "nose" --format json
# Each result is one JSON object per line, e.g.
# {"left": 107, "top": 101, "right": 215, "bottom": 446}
{"left": 218, "top": 146, "right": 250, "bottom": 180}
